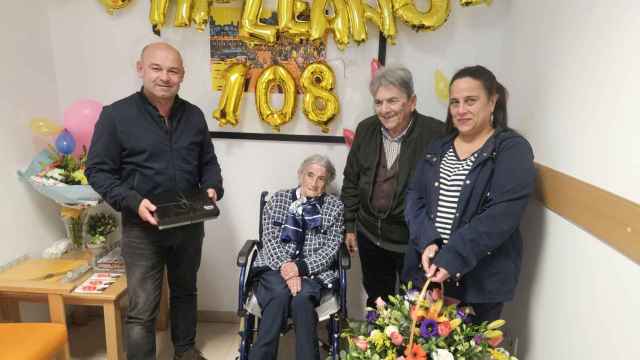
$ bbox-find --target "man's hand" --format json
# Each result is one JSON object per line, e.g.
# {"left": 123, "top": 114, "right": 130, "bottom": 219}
{"left": 421, "top": 244, "right": 439, "bottom": 272}
{"left": 206, "top": 188, "right": 217, "bottom": 202}
{"left": 280, "top": 261, "right": 299, "bottom": 280}
{"left": 345, "top": 232, "right": 358, "bottom": 256}
{"left": 286, "top": 276, "right": 302, "bottom": 296}
{"left": 138, "top": 199, "right": 157, "bottom": 225}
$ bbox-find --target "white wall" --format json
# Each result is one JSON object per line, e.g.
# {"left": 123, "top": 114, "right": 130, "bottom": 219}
{"left": 0, "top": 0, "right": 65, "bottom": 321}
{"left": 502, "top": 1, "right": 640, "bottom": 359}
{"left": 44, "top": 0, "right": 509, "bottom": 314}
{"left": 0, "top": 2, "right": 63, "bottom": 264}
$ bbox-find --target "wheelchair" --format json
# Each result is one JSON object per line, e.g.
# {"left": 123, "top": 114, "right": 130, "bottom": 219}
{"left": 235, "top": 191, "right": 351, "bottom": 360}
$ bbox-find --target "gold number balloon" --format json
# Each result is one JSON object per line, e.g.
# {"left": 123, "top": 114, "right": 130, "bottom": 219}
{"left": 393, "top": 0, "right": 450, "bottom": 31}
{"left": 175, "top": 0, "right": 193, "bottom": 27}
{"left": 192, "top": 0, "right": 210, "bottom": 31}
{"left": 212, "top": 63, "right": 249, "bottom": 127}
{"left": 150, "top": 0, "right": 170, "bottom": 32}
{"left": 255, "top": 65, "right": 297, "bottom": 131}
{"left": 277, "top": 0, "right": 311, "bottom": 42}
{"left": 310, "top": 0, "right": 350, "bottom": 50}
{"left": 98, "top": 0, "right": 132, "bottom": 15}
{"left": 459, "top": 0, "right": 493, "bottom": 6}
{"left": 300, "top": 62, "right": 339, "bottom": 133}
{"left": 346, "top": 0, "right": 396, "bottom": 44}
{"left": 239, "top": 0, "right": 277, "bottom": 46}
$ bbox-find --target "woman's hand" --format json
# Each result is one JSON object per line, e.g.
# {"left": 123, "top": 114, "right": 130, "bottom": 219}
{"left": 427, "top": 266, "right": 450, "bottom": 283}
{"left": 280, "top": 261, "right": 299, "bottom": 280}
{"left": 345, "top": 232, "right": 358, "bottom": 255}
{"left": 286, "top": 276, "right": 302, "bottom": 296}
{"left": 421, "top": 244, "right": 439, "bottom": 272}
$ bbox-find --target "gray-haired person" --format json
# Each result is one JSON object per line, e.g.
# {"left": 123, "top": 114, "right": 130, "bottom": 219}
{"left": 341, "top": 65, "right": 444, "bottom": 308}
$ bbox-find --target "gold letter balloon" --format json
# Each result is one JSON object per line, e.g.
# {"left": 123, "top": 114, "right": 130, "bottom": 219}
{"left": 98, "top": 0, "right": 132, "bottom": 15}
{"left": 346, "top": 0, "right": 396, "bottom": 44}
{"left": 300, "top": 62, "right": 339, "bottom": 133}
{"left": 174, "top": 0, "right": 193, "bottom": 27}
{"left": 192, "top": 0, "right": 211, "bottom": 31}
{"left": 310, "top": 0, "right": 350, "bottom": 49}
{"left": 393, "top": 0, "right": 450, "bottom": 31}
{"left": 277, "top": 0, "right": 311, "bottom": 42}
{"left": 239, "top": 0, "right": 278, "bottom": 46}
{"left": 212, "top": 63, "right": 249, "bottom": 127}
{"left": 149, "top": 0, "right": 170, "bottom": 32}
{"left": 255, "top": 65, "right": 297, "bottom": 131}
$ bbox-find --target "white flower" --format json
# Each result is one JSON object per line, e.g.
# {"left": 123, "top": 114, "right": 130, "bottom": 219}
{"left": 384, "top": 325, "right": 399, "bottom": 337}
{"left": 431, "top": 349, "right": 454, "bottom": 360}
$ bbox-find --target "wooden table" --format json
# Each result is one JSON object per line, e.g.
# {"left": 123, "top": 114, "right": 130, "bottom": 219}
{"left": 0, "top": 256, "right": 169, "bottom": 360}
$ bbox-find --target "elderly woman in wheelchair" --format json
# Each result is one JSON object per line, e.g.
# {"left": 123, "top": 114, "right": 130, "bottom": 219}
{"left": 239, "top": 154, "right": 345, "bottom": 360}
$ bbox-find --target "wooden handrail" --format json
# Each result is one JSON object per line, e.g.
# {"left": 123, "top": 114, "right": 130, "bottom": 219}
{"left": 535, "top": 163, "right": 640, "bottom": 264}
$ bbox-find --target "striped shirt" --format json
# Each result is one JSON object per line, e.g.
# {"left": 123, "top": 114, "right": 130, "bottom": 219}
{"left": 434, "top": 147, "right": 478, "bottom": 243}
{"left": 381, "top": 119, "right": 413, "bottom": 168}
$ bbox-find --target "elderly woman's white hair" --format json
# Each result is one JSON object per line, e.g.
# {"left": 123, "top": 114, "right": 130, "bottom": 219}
{"left": 297, "top": 154, "right": 336, "bottom": 184}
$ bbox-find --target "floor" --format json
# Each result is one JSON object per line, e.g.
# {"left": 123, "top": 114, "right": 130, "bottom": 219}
{"left": 68, "top": 316, "right": 330, "bottom": 360}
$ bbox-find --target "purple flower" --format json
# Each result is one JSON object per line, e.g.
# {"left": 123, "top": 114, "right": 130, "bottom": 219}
{"left": 457, "top": 308, "right": 471, "bottom": 323}
{"left": 473, "top": 334, "right": 483, "bottom": 345}
{"left": 420, "top": 319, "right": 438, "bottom": 338}
{"left": 366, "top": 310, "right": 379, "bottom": 323}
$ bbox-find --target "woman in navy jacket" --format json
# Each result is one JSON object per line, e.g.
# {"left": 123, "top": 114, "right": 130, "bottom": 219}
{"left": 402, "top": 65, "right": 536, "bottom": 323}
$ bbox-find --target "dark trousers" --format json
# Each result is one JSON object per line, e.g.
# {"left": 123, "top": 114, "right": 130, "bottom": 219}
{"left": 249, "top": 270, "right": 322, "bottom": 360}
{"left": 437, "top": 282, "right": 504, "bottom": 325}
{"left": 121, "top": 222, "right": 204, "bottom": 360}
{"left": 357, "top": 231, "right": 405, "bottom": 308}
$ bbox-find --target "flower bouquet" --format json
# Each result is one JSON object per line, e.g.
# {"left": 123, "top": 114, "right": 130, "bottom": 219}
{"left": 340, "top": 280, "right": 517, "bottom": 360}
{"left": 86, "top": 212, "right": 118, "bottom": 247}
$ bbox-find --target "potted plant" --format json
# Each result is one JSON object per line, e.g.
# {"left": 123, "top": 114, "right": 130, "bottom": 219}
{"left": 85, "top": 212, "right": 118, "bottom": 254}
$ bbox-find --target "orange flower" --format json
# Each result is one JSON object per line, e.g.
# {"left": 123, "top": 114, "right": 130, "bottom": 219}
{"left": 426, "top": 299, "right": 443, "bottom": 320}
{"left": 437, "top": 321, "right": 452, "bottom": 337}
{"left": 411, "top": 305, "right": 427, "bottom": 321}
{"left": 487, "top": 335, "right": 504, "bottom": 348}
{"left": 404, "top": 344, "right": 428, "bottom": 360}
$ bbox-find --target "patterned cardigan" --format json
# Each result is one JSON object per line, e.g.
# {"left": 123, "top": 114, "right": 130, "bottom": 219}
{"left": 251, "top": 189, "right": 345, "bottom": 288}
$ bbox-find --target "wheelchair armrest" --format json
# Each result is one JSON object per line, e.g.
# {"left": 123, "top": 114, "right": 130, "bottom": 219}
{"left": 339, "top": 242, "right": 351, "bottom": 270}
{"left": 237, "top": 239, "right": 259, "bottom": 267}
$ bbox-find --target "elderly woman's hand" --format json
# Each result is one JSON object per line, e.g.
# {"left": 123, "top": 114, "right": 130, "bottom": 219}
{"left": 280, "top": 261, "right": 299, "bottom": 280}
{"left": 286, "top": 276, "right": 302, "bottom": 296}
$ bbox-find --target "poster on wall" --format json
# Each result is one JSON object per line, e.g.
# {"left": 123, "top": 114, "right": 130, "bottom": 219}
{"left": 208, "top": 2, "right": 343, "bottom": 140}
{"left": 210, "top": 6, "right": 326, "bottom": 93}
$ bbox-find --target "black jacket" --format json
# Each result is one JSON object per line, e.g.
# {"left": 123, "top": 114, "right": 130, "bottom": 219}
{"left": 402, "top": 129, "right": 535, "bottom": 303}
{"left": 86, "top": 91, "right": 223, "bottom": 222}
{"left": 341, "top": 111, "right": 444, "bottom": 250}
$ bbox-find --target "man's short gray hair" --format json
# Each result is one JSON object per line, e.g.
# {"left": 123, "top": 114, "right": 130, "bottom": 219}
{"left": 298, "top": 154, "right": 336, "bottom": 184}
{"left": 369, "top": 65, "right": 415, "bottom": 99}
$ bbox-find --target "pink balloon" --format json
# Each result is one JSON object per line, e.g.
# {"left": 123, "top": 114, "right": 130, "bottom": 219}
{"left": 63, "top": 99, "right": 103, "bottom": 156}
{"left": 371, "top": 59, "right": 382, "bottom": 80}
{"left": 343, "top": 128, "right": 355, "bottom": 148}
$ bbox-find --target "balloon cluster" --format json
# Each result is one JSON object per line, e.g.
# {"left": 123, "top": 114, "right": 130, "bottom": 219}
{"left": 30, "top": 100, "right": 103, "bottom": 157}
{"left": 239, "top": 0, "right": 490, "bottom": 49}
{"left": 212, "top": 62, "right": 339, "bottom": 133}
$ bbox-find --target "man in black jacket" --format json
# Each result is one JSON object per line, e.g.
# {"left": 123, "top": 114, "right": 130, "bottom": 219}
{"left": 341, "top": 65, "right": 444, "bottom": 308}
{"left": 86, "top": 42, "right": 223, "bottom": 360}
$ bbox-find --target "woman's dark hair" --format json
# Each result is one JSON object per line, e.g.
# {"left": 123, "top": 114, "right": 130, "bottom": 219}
{"left": 445, "top": 65, "right": 509, "bottom": 134}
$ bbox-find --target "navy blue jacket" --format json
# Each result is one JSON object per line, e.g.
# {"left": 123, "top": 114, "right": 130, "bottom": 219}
{"left": 402, "top": 129, "right": 535, "bottom": 303}
{"left": 86, "top": 91, "right": 223, "bottom": 223}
